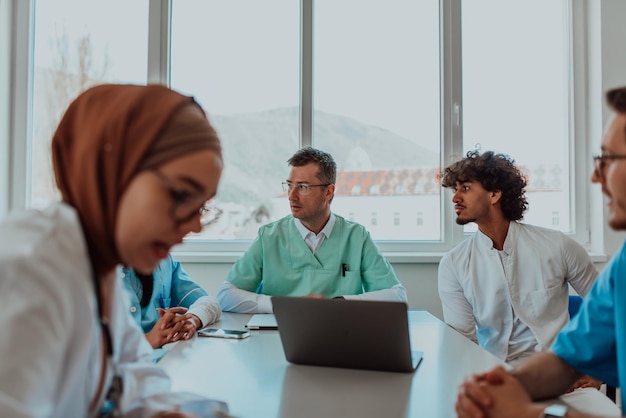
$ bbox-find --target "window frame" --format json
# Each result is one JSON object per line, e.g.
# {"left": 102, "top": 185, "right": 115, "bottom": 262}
{"left": 2, "top": 0, "right": 597, "bottom": 264}
{"left": 0, "top": 0, "right": 13, "bottom": 220}
{"left": 3, "top": 0, "right": 33, "bottom": 218}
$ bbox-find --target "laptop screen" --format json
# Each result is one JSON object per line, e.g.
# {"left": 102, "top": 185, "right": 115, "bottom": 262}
{"left": 272, "top": 296, "right": 422, "bottom": 373}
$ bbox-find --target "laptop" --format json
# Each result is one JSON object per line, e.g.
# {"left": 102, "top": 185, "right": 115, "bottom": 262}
{"left": 271, "top": 296, "right": 422, "bottom": 373}
{"left": 245, "top": 314, "right": 278, "bottom": 330}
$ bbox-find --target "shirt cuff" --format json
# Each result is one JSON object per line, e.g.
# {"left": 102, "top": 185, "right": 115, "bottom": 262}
{"left": 258, "top": 295, "right": 274, "bottom": 313}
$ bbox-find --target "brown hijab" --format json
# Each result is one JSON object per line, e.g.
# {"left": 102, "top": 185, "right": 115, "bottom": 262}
{"left": 52, "top": 84, "right": 221, "bottom": 278}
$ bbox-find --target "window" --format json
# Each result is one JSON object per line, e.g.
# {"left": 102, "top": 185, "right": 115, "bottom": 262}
{"left": 461, "top": 0, "right": 574, "bottom": 234}
{"left": 29, "top": 0, "right": 149, "bottom": 209}
{"left": 170, "top": 0, "right": 299, "bottom": 240}
{"left": 8, "top": 0, "right": 589, "bottom": 258}
{"left": 168, "top": 0, "right": 442, "bottom": 242}
{"left": 313, "top": 1, "right": 441, "bottom": 241}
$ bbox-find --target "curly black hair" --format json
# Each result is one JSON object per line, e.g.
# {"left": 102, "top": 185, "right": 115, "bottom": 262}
{"left": 441, "top": 150, "right": 528, "bottom": 221}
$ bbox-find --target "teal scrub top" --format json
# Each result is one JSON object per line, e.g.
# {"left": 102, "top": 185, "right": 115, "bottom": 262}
{"left": 226, "top": 214, "right": 400, "bottom": 299}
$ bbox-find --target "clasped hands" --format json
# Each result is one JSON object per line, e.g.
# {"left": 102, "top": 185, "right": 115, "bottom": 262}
{"left": 456, "top": 366, "right": 601, "bottom": 418}
{"left": 456, "top": 366, "right": 540, "bottom": 418}
{"left": 146, "top": 307, "right": 202, "bottom": 348}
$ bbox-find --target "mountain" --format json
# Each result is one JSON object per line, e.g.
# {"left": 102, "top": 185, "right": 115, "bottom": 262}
{"left": 209, "top": 107, "right": 438, "bottom": 204}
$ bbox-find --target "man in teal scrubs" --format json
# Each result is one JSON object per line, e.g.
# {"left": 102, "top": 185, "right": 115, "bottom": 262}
{"left": 217, "top": 147, "right": 407, "bottom": 313}
{"left": 454, "top": 86, "right": 626, "bottom": 418}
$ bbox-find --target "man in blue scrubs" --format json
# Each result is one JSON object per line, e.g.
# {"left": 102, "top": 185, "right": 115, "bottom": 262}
{"left": 455, "top": 86, "right": 626, "bottom": 418}
{"left": 217, "top": 147, "right": 407, "bottom": 313}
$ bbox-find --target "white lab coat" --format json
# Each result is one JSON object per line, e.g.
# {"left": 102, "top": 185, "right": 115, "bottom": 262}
{"left": 438, "top": 221, "right": 597, "bottom": 361}
{"left": 438, "top": 222, "right": 622, "bottom": 416}
{"left": 0, "top": 203, "right": 171, "bottom": 417}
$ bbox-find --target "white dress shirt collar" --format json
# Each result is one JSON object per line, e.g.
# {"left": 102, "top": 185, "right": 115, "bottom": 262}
{"left": 294, "top": 213, "right": 336, "bottom": 254}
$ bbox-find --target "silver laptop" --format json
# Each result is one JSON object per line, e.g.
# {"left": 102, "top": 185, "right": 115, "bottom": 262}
{"left": 271, "top": 296, "right": 422, "bottom": 373}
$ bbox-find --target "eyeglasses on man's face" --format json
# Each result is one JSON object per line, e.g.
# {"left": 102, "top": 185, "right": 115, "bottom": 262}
{"left": 152, "top": 169, "right": 213, "bottom": 226}
{"left": 592, "top": 154, "right": 626, "bottom": 180}
{"left": 282, "top": 181, "right": 330, "bottom": 195}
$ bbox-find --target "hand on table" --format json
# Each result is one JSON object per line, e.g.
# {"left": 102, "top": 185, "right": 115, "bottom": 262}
{"left": 171, "top": 312, "right": 202, "bottom": 341}
{"left": 456, "top": 366, "right": 540, "bottom": 418}
{"left": 146, "top": 307, "right": 196, "bottom": 348}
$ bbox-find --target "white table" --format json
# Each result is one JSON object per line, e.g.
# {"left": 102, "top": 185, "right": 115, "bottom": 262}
{"left": 158, "top": 311, "right": 504, "bottom": 418}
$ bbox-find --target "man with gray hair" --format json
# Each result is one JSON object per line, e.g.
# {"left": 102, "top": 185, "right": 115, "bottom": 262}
{"left": 218, "top": 147, "right": 406, "bottom": 313}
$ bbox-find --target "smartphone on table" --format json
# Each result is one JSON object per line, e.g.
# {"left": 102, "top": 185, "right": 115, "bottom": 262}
{"left": 197, "top": 328, "right": 250, "bottom": 339}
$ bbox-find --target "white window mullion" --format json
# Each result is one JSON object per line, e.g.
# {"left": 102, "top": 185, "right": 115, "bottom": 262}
{"left": 440, "top": 0, "right": 465, "bottom": 249}
{"left": 570, "top": 0, "right": 590, "bottom": 249}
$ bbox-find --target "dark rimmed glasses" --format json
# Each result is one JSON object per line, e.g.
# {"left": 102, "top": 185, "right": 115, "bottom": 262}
{"left": 592, "top": 154, "right": 626, "bottom": 180}
{"left": 152, "top": 169, "right": 212, "bottom": 226}
{"left": 282, "top": 181, "right": 330, "bottom": 195}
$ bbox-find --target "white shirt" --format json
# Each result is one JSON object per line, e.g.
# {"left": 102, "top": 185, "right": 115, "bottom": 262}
{"left": 294, "top": 214, "right": 336, "bottom": 254}
{"left": 496, "top": 249, "right": 538, "bottom": 365}
{"left": 0, "top": 203, "right": 171, "bottom": 417}
{"left": 438, "top": 221, "right": 597, "bottom": 363}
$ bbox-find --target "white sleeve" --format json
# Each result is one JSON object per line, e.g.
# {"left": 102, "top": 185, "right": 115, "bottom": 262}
{"left": 561, "top": 234, "right": 599, "bottom": 297}
{"left": 0, "top": 259, "right": 81, "bottom": 418}
{"left": 217, "top": 281, "right": 273, "bottom": 313}
{"left": 438, "top": 255, "right": 478, "bottom": 344}
{"left": 342, "top": 284, "right": 408, "bottom": 303}
{"left": 187, "top": 295, "right": 222, "bottom": 327}
{"left": 111, "top": 276, "right": 172, "bottom": 416}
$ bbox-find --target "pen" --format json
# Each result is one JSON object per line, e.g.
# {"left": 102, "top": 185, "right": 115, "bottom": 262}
{"left": 158, "top": 293, "right": 166, "bottom": 309}
{"left": 341, "top": 264, "right": 347, "bottom": 277}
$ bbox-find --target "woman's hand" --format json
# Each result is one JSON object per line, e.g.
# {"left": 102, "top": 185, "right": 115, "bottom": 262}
{"left": 145, "top": 307, "right": 188, "bottom": 348}
{"left": 172, "top": 313, "right": 203, "bottom": 340}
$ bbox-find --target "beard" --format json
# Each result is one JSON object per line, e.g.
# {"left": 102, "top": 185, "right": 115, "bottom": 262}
{"left": 455, "top": 216, "right": 475, "bottom": 226}
{"left": 608, "top": 211, "right": 626, "bottom": 230}
{"left": 606, "top": 194, "right": 626, "bottom": 230}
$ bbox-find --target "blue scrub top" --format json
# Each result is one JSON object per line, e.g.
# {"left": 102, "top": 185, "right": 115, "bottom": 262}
{"left": 552, "top": 241, "right": 626, "bottom": 406}
{"left": 121, "top": 254, "right": 208, "bottom": 333}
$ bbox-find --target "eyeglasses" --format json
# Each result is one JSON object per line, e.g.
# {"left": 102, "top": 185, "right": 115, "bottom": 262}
{"left": 282, "top": 181, "right": 330, "bottom": 195}
{"left": 592, "top": 154, "right": 626, "bottom": 180}
{"left": 152, "top": 170, "right": 213, "bottom": 226}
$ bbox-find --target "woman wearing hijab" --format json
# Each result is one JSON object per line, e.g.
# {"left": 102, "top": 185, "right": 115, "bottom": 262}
{"left": 0, "top": 84, "right": 223, "bottom": 417}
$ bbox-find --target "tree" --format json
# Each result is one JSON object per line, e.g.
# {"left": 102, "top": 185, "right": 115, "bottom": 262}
{"left": 31, "top": 30, "right": 109, "bottom": 208}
